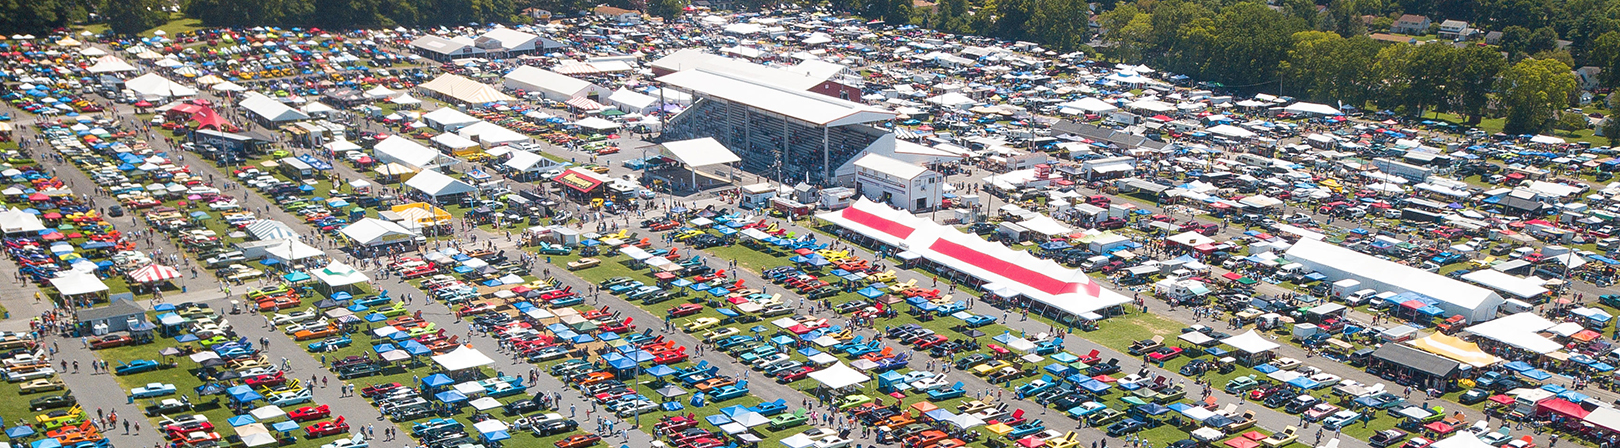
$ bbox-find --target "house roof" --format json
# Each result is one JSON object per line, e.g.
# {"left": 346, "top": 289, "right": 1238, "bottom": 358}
{"left": 1396, "top": 14, "right": 1429, "bottom": 24}
{"left": 1439, "top": 19, "right": 1468, "bottom": 28}
{"left": 478, "top": 27, "right": 538, "bottom": 50}
{"left": 594, "top": 6, "right": 638, "bottom": 15}
{"left": 1372, "top": 343, "right": 1460, "bottom": 377}
{"left": 411, "top": 35, "right": 469, "bottom": 55}
{"left": 75, "top": 298, "right": 145, "bottom": 323}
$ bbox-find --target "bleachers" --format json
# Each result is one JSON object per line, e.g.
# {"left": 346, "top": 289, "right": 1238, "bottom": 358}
{"left": 664, "top": 96, "right": 883, "bottom": 185}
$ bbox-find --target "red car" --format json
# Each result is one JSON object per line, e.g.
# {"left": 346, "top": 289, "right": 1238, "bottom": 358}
{"left": 556, "top": 434, "right": 602, "bottom": 448}
{"left": 360, "top": 382, "right": 402, "bottom": 398}
{"left": 243, "top": 372, "right": 285, "bottom": 388}
{"left": 304, "top": 416, "right": 348, "bottom": 437}
{"left": 668, "top": 304, "right": 704, "bottom": 317}
{"left": 598, "top": 319, "right": 634, "bottom": 334}
{"left": 400, "top": 265, "right": 437, "bottom": 279}
{"left": 1147, "top": 347, "right": 1183, "bottom": 362}
{"left": 89, "top": 334, "right": 135, "bottom": 349}
{"left": 457, "top": 303, "right": 496, "bottom": 317}
{"left": 775, "top": 365, "right": 817, "bottom": 383}
{"left": 289, "top": 405, "right": 331, "bottom": 422}
{"left": 915, "top": 335, "right": 950, "bottom": 349}
{"left": 163, "top": 421, "right": 214, "bottom": 436}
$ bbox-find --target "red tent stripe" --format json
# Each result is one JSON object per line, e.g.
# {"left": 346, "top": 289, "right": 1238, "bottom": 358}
{"left": 841, "top": 207, "right": 914, "bottom": 239}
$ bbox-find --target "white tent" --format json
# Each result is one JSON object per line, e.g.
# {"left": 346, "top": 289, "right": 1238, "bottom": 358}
{"left": 86, "top": 56, "right": 136, "bottom": 73}
{"left": 608, "top": 88, "right": 658, "bottom": 114}
{"left": 311, "top": 261, "right": 370, "bottom": 287}
{"left": 265, "top": 239, "right": 324, "bottom": 262}
{"left": 1221, "top": 330, "right": 1280, "bottom": 354}
{"left": 431, "top": 133, "right": 480, "bottom": 150}
{"left": 1282, "top": 102, "right": 1342, "bottom": 116}
{"left": 390, "top": 94, "right": 422, "bottom": 106}
{"left": 457, "top": 121, "right": 528, "bottom": 148}
{"left": 807, "top": 362, "right": 870, "bottom": 389}
{"left": 0, "top": 208, "right": 45, "bottom": 234}
{"left": 125, "top": 73, "right": 197, "bottom": 100}
{"left": 340, "top": 218, "right": 417, "bottom": 246}
{"left": 364, "top": 86, "right": 397, "bottom": 99}
{"left": 405, "top": 170, "right": 477, "bottom": 198}
{"left": 419, "top": 73, "right": 516, "bottom": 104}
{"left": 574, "top": 117, "right": 620, "bottom": 130}
{"left": 503, "top": 150, "right": 550, "bottom": 173}
{"left": 661, "top": 137, "right": 741, "bottom": 167}
{"left": 1429, "top": 433, "right": 1498, "bottom": 448}
{"left": 432, "top": 346, "right": 496, "bottom": 371}
{"left": 1207, "top": 124, "right": 1257, "bottom": 139}
{"left": 372, "top": 135, "right": 440, "bottom": 169}
{"left": 50, "top": 271, "right": 108, "bottom": 296}
{"left": 240, "top": 92, "right": 311, "bottom": 123}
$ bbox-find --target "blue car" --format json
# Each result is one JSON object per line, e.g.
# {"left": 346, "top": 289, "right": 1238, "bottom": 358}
{"left": 129, "top": 383, "right": 177, "bottom": 398}
{"left": 308, "top": 336, "right": 353, "bottom": 352}
{"left": 115, "top": 360, "right": 162, "bottom": 376}
{"left": 963, "top": 315, "right": 996, "bottom": 327}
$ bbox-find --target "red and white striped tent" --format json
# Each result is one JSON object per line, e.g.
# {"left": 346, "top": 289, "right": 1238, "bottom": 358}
{"left": 129, "top": 264, "right": 181, "bottom": 283}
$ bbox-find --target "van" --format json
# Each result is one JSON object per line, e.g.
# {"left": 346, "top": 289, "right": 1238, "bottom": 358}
{"left": 1081, "top": 255, "right": 1112, "bottom": 272}
{"left": 1346, "top": 289, "right": 1377, "bottom": 306}
{"left": 1278, "top": 263, "right": 1307, "bottom": 280}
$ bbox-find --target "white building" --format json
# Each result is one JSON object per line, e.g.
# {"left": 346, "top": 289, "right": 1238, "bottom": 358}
{"left": 502, "top": 66, "right": 610, "bottom": 101}
{"left": 1285, "top": 238, "right": 1504, "bottom": 322}
{"left": 852, "top": 153, "right": 942, "bottom": 212}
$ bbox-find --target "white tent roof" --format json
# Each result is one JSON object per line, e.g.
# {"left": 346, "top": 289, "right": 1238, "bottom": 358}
{"left": 658, "top": 69, "right": 895, "bottom": 126}
{"left": 51, "top": 271, "right": 109, "bottom": 295}
{"left": 418, "top": 73, "right": 516, "bottom": 104}
{"left": 310, "top": 261, "right": 370, "bottom": 287}
{"left": 365, "top": 86, "right": 397, "bottom": 99}
{"left": 422, "top": 108, "right": 480, "bottom": 128}
{"left": 246, "top": 220, "right": 299, "bottom": 241}
{"left": 341, "top": 218, "right": 417, "bottom": 246}
{"left": 324, "top": 139, "right": 363, "bottom": 152}
{"left": 1429, "top": 433, "right": 1499, "bottom": 448}
{"left": 1222, "top": 330, "right": 1280, "bottom": 354}
{"left": 0, "top": 208, "right": 45, "bottom": 233}
{"left": 300, "top": 101, "right": 336, "bottom": 115}
{"left": 807, "top": 362, "right": 870, "bottom": 389}
{"left": 1207, "top": 124, "right": 1257, "bottom": 139}
{"left": 87, "top": 56, "right": 136, "bottom": 73}
{"left": 457, "top": 121, "right": 528, "bottom": 145}
{"left": 608, "top": 88, "right": 657, "bottom": 110}
{"left": 1586, "top": 407, "right": 1620, "bottom": 433}
{"left": 431, "top": 133, "right": 480, "bottom": 149}
{"left": 372, "top": 135, "right": 439, "bottom": 169}
{"left": 390, "top": 94, "right": 421, "bottom": 105}
{"left": 125, "top": 73, "right": 197, "bottom": 99}
{"left": 661, "top": 137, "right": 740, "bottom": 167}
{"left": 1283, "top": 102, "right": 1342, "bottom": 116}
{"left": 1286, "top": 239, "right": 1501, "bottom": 322}
{"left": 503, "top": 66, "right": 599, "bottom": 99}
{"left": 432, "top": 346, "right": 496, "bottom": 371}
{"left": 265, "top": 239, "right": 323, "bottom": 262}
{"left": 240, "top": 93, "right": 310, "bottom": 122}
{"left": 574, "top": 117, "right": 620, "bottom": 130}
{"left": 503, "top": 150, "right": 549, "bottom": 172}
{"left": 405, "top": 170, "right": 477, "bottom": 197}
{"left": 1460, "top": 270, "right": 1548, "bottom": 299}
{"left": 1465, "top": 313, "right": 1562, "bottom": 354}
{"left": 1058, "top": 97, "right": 1118, "bottom": 113}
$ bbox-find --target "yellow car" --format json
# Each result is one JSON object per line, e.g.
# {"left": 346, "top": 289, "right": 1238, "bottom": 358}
{"left": 888, "top": 279, "right": 917, "bottom": 293}
{"left": 1046, "top": 432, "right": 1080, "bottom": 448}
{"left": 816, "top": 250, "right": 850, "bottom": 261}
{"left": 36, "top": 405, "right": 83, "bottom": 427}
{"left": 703, "top": 327, "right": 740, "bottom": 342}
{"left": 600, "top": 230, "right": 630, "bottom": 240}
{"left": 20, "top": 378, "right": 65, "bottom": 394}
{"left": 869, "top": 271, "right": 897, "bottom": 283}
{"left": 682, "top": 317, "right": 720, "bottom": 332}
{"left": 675, "top": 230, "right": 706, "bottom": 241}
{"left": 972, "top": 360, "right": 1013, "bottom": 376}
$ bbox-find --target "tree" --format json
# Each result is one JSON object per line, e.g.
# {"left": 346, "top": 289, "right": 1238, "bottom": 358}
{"left": 101, "top": 0, "right": 167, "bottom": 35}
{"left": 1554, "top": 111, "right": 1590, "bottom": 132}
{"left": 1605, "top": 107, "right": 1620, "bottom": 144}
{"left": 646, "top": 0, "right": 687, "bottom": 19}
{"left": 1279, "top": 31, "right": 1379, "bottom": 106}
{"left": 1029, "top": 0, "right": 1088, "bottom": 51}
{"left": 0, "top": 0, "right": 83, "bottom": 34}
{"left": 1450, "top": 45, "right": 1508, "bottom": 123}
{"left": 985, "top": 0, "right": 1034, "bottom": 42}
{"left": 1591, "top": 31, "right": 1620, "bottom": 89}
{"left": 1497, "top": 57, "right": 1578, "bottom": 134}
{"left": 930, "top": 0, "right": 970, "bottom": 34}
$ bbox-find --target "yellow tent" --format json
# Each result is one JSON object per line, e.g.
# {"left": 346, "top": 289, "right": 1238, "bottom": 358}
{"left": 391, "top": 203, "right": 453, "bottom": 228}
{"left": 1411, "top": 333, "right": 1502, "bottom": 368}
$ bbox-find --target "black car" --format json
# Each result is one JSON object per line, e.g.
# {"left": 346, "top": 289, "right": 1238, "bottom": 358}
{"left": 504, "top": 399, "right": 541, "bottom": 415}
{"left": 1168, "top": 440, "right": 1199, "bottom": 448}
{"left": 1106, "top": 417, "right": 1149, "bottom": 436}
{"left": 107, "top": 205, "right": 124, "bottom": 217}
{"left": 1369, "top": 430, "right": 1408, "bottom": 448}
{"left": 834, "top": 300, "right": 871, "bottom": 314}
{"left": 1264, "top": 390, "right": 1297, "bottom": 408}
{"left": 1086, "top": 359, "right": 1121, "bottom": 376}
{"left": 29, "top": 392, "right": 75, "bottom": 411}
{"left": 955, "top": 354, "right": 991, "bottom": 369}
{"left": 535, "top": 418, "right": 579, "bottom": 436}
{"left": 1459, "top": 389, "right": 1489, "bottom": 405}
{"left": 143, "top": 397, "right": 194, "bottom": 416}
{"left": 338, "top": 363, "right": 382, "bottom": 379}
{"left": 390, "top": 404, "right": 435, "bottom": 422}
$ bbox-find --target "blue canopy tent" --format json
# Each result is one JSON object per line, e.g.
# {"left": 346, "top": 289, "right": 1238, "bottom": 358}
{"left": 373, "top": 343, "right": 397, "bottom": 354}
{"left": 227, "top": 385, "right": 264, "bottom": 403}
{"left": 402, "top": 340, "right": 432, "bottom": 356}
{"left": 227, "top": 415, "right": 258, "bottom": 426}
{"left": 423, "top": 373, "right": 455, "bottom": 389}
{"left": 28, "top": 438, "right": 59, "bottom": 448}
{"left": 6, "top": 426, "right": 36, "bottom": 439}
{"left": 435, "top": 390, "right": 469, "bottom": 403}
{"left": 647, "top": 365, "right": 678, "bottom": 377}
{"left": 271, "top": 421, "right": 301, "bottom": 432}
{"left": 857, "top": 286, "right": 885, "bottom": 299}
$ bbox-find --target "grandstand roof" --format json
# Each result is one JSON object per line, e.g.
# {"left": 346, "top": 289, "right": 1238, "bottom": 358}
{"left": 657, "top": 69, "right": 894, "bottom": 127}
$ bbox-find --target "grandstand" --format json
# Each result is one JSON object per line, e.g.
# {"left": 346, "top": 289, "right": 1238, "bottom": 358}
{"left": 657, "top": 68, "right": 894, "bottom": 185}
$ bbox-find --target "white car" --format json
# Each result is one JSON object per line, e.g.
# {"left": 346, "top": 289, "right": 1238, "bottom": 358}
{"left": 813, "top": 436, "right": 851, "bottom": 448}
{"left": 320, "top": 435, "right": 367, "bottom": 448}
{"left": 273, "top": 308, "right": 318, "bottom": 325}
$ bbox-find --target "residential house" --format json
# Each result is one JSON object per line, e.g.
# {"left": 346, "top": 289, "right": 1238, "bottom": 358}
{"left": 1391, "top": 14, "right": 1432, "bottom": 35}
{"left": 1369, "top": 33, "right": 1416, "bottom": 44}
{"left": 1576, "top": 66, "right": 1603, "bottom": 91}
{"left": 1485, "top": 31, "right": 1503, "bottom": 44}
{"left": 1437, "top": 20, "right": 1471, "bottom": 39}
{"left": 594, "top": 6, "right": 642, "bottom": 24}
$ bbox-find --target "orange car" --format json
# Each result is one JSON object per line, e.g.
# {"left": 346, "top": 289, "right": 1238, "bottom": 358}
{"left": 577, "top": 372, "right": 615, "bottom": 385}
{"left": 293, "top": 325, "right": 340, "bottom": 341}
{"left": 692, "top": 378, "right": 735, "bottom": 392}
